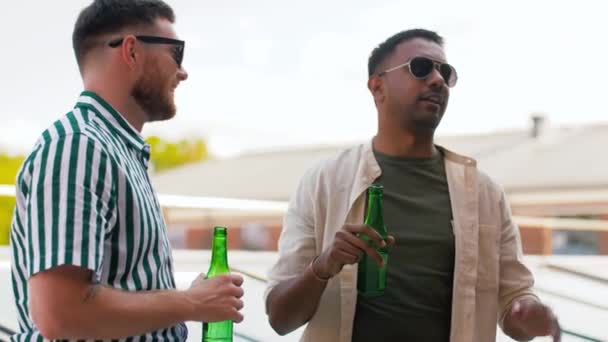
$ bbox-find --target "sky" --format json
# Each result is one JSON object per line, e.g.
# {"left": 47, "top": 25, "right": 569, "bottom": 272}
{"left": 1, "top": 0, "right": 607, "bottom": 157}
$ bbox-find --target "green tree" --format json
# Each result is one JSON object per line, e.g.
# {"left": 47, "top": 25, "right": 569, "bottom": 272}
{"left": 0, "top": 153, "right": 25, "bottom": 245}
{"left": 145, "top": 136, "right": 208, "bottom": 172}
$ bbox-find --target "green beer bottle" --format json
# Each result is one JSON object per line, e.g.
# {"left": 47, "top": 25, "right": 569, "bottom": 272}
{"left": 357, "top": 184, "right": 389, "bottom": 297}
{"left": 202, "top": 226, "right": 233, "bottom": 342}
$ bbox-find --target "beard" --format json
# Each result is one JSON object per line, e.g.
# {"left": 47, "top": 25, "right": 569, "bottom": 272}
{"left": 131, "top": 59, "right": 176, "bottom": 122}
{"left": 396, "top": 103, "right": 445, "bottom": 134}
{"left": 410, "top": 95, "right": 449, "bottom": 131}
{"left": 411, "top": 107, "right": 444, "bottom": 130}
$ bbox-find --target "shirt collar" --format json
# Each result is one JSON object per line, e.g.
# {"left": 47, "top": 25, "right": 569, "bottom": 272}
{"left": 75, "top": 91, "right": 147, "bottom": 153}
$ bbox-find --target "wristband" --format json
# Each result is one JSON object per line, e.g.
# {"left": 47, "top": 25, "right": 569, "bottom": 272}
{"left": 309, "top": 256, "right": 332, "bottom": 282}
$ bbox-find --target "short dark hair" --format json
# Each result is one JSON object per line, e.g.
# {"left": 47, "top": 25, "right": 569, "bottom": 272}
{"left": 367, "top": 29, "right": 444, "bottom": 76}
{"left": 72, "top": 0, "right": 175, "bottom": 67}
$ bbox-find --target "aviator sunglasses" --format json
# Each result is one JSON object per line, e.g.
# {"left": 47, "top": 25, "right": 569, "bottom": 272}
{"left": 378, "top": 56, "right": 457, "bottom": 87}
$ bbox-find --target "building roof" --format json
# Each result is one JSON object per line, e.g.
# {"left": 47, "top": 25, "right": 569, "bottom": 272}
{"left": 151, "top": 144, "right": 342, "bottom": 201}
{"left": 151, "top": 120, "right": 608, "bottom": 202}
{"left": 472, "top": 124, "right": 608, "bottom": 192}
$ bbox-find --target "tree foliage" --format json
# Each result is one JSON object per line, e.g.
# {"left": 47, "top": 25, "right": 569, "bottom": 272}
{"left": 146, "top": 136, "right": 208, "bottom": 172}
{"left": 0, "top": 154, "right": 24, "bottom": 245}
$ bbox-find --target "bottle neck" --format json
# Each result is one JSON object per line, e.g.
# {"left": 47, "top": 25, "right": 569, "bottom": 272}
{"left": 364, "top": 192, "right": 386, "bottom": 236}
{"left": 208, "top": 233, "right": 229, "bottom": 276}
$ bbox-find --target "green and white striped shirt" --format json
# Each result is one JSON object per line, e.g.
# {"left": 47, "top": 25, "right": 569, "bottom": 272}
{"left": 10, "top": 91, "right": 187, "bottom": 342}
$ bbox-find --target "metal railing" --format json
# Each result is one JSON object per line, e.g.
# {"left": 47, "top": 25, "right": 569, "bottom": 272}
{"left": 231, "top": 266, "right": 607, "bottom": 342}
{"left": 560, "top": 329, "right": 606, "bottom": 341}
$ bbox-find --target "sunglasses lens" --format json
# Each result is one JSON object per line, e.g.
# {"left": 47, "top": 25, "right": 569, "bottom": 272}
{"left": 440, "top": 64, "right": 457, "bottom": 87}
{"left": 409, "top": 57, "right": 434, "bottom": 79}
{"left": 174, "top": 46, "right": 184, "bottom": 66}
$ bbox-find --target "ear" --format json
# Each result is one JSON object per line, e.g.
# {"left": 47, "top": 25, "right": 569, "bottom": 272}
{"left": 120, "top": 35, "right": 139, "bottom": 69}
{"left": 368, "top": 75, "right": 385, "bottom": 102}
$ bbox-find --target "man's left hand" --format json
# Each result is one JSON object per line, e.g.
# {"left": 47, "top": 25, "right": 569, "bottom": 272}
{"left": 507, "top": 298, "right": 561, "bottom": 341}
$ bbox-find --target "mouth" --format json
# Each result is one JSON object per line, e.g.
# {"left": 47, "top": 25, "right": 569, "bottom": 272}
{"left": 418, "top": 94, "right": 444, "bottom": 106}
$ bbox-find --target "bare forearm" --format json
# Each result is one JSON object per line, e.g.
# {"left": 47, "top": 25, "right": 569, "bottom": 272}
{"left": 266, "top": 266, "right": 328, "bottom": 335}
{"left": 44, "top": 284, "right": 194, "bottom": 339}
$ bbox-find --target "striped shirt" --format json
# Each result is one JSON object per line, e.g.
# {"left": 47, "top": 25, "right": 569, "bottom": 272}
{"left": 9, "top": 91, "right": 187, "bottom": 341}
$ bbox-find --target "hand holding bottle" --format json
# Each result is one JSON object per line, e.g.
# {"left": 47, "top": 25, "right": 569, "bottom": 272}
{"left": 186, "top": 273, "right": 244, "bottom": 323}
{"left": 313, "top": 224, "right": 395, "bottom": 279}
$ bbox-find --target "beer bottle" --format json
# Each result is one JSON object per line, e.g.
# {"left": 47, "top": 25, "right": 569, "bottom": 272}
{"left": 357, "top": 184, "right": 389, "bottom": 297}
{"left": 202, "top": 226, "right": 233, "bottom": 342}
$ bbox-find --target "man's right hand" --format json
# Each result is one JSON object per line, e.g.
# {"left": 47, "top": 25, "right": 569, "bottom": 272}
{"left": 313, "top": 224, "right": 396, "bottom": 279}
{"left": 186, "top": 274, "right": 245, "bottom": 323}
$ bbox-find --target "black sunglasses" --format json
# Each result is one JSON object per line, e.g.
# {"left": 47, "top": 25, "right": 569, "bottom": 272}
{"left": 108, "top": 35, "right": 185, "bottom": 67}
{"left": 378, "top": 56, "right": 457, "bottom": 87}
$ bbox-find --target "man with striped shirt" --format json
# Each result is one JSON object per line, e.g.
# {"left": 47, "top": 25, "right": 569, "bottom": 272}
{"left": 10, "top": 1, "right": 244, "bottom": 341}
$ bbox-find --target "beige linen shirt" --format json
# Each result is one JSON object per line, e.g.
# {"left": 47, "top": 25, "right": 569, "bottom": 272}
{"left": 266, "top": 141, "right": 538, "bottom": 342}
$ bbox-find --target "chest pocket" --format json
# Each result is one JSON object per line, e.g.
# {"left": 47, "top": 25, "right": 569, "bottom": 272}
{"left": 477, "top": 224, "right": 500, "bottom": 290}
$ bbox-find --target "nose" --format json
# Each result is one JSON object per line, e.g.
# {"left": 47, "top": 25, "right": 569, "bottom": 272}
{"left": 426, "top": 66, "right": 446, "bottom": 90}
{"left": 178, "top": 67, "right": 188, "bottom": 81}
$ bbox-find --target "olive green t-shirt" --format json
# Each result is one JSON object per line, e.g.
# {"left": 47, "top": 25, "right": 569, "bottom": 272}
{"left": 352, "top": 149, "right": 455, "bottom": 342}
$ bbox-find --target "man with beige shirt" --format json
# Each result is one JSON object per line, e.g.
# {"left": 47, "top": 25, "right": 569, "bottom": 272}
{"left": 265, "top": 29, "right": 561, "bottom": 341}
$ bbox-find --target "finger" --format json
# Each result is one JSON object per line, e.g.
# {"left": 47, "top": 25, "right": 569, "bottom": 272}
{"left": 335, "top": 239, "right": 364, "bottom": 258}
{"left": 368, "top": 249, "right": 385, "bottom": 266}
{"left": 236, "top": 286, "right": 245, "bottom": 298}
{"left": 551, "top": 317, "right": 561, "bottom": 342}
{"left": 386, "top": 235, "right": 396, "bottom": 246}
{"left": 552, "top": 326, "right": 561, "bottom": 342}
{"left": 553, "top": 327, "right": 561, "bottom": 342}
{"left": 338, "top": 230, "right": 383, "bottom": 263}
{"left": 337, "top": 236, "right": 384, "bottom": 266}
{"left": 333, "top": 247, "right": 360, "bottom": 265}
{"left": 234, "top": 297, "right": 244, "bottom": 311}
{"left": 229, "top": 274, "right": 244, "bottom": 287}
{"left": 231, "top": 309, "right": 244, "bottom": 323}
{"left": 344, "top": 224, "right": 386, "bottom": 248}
{"left": 226, "top": 284, "right": 244, "bottom": 298}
